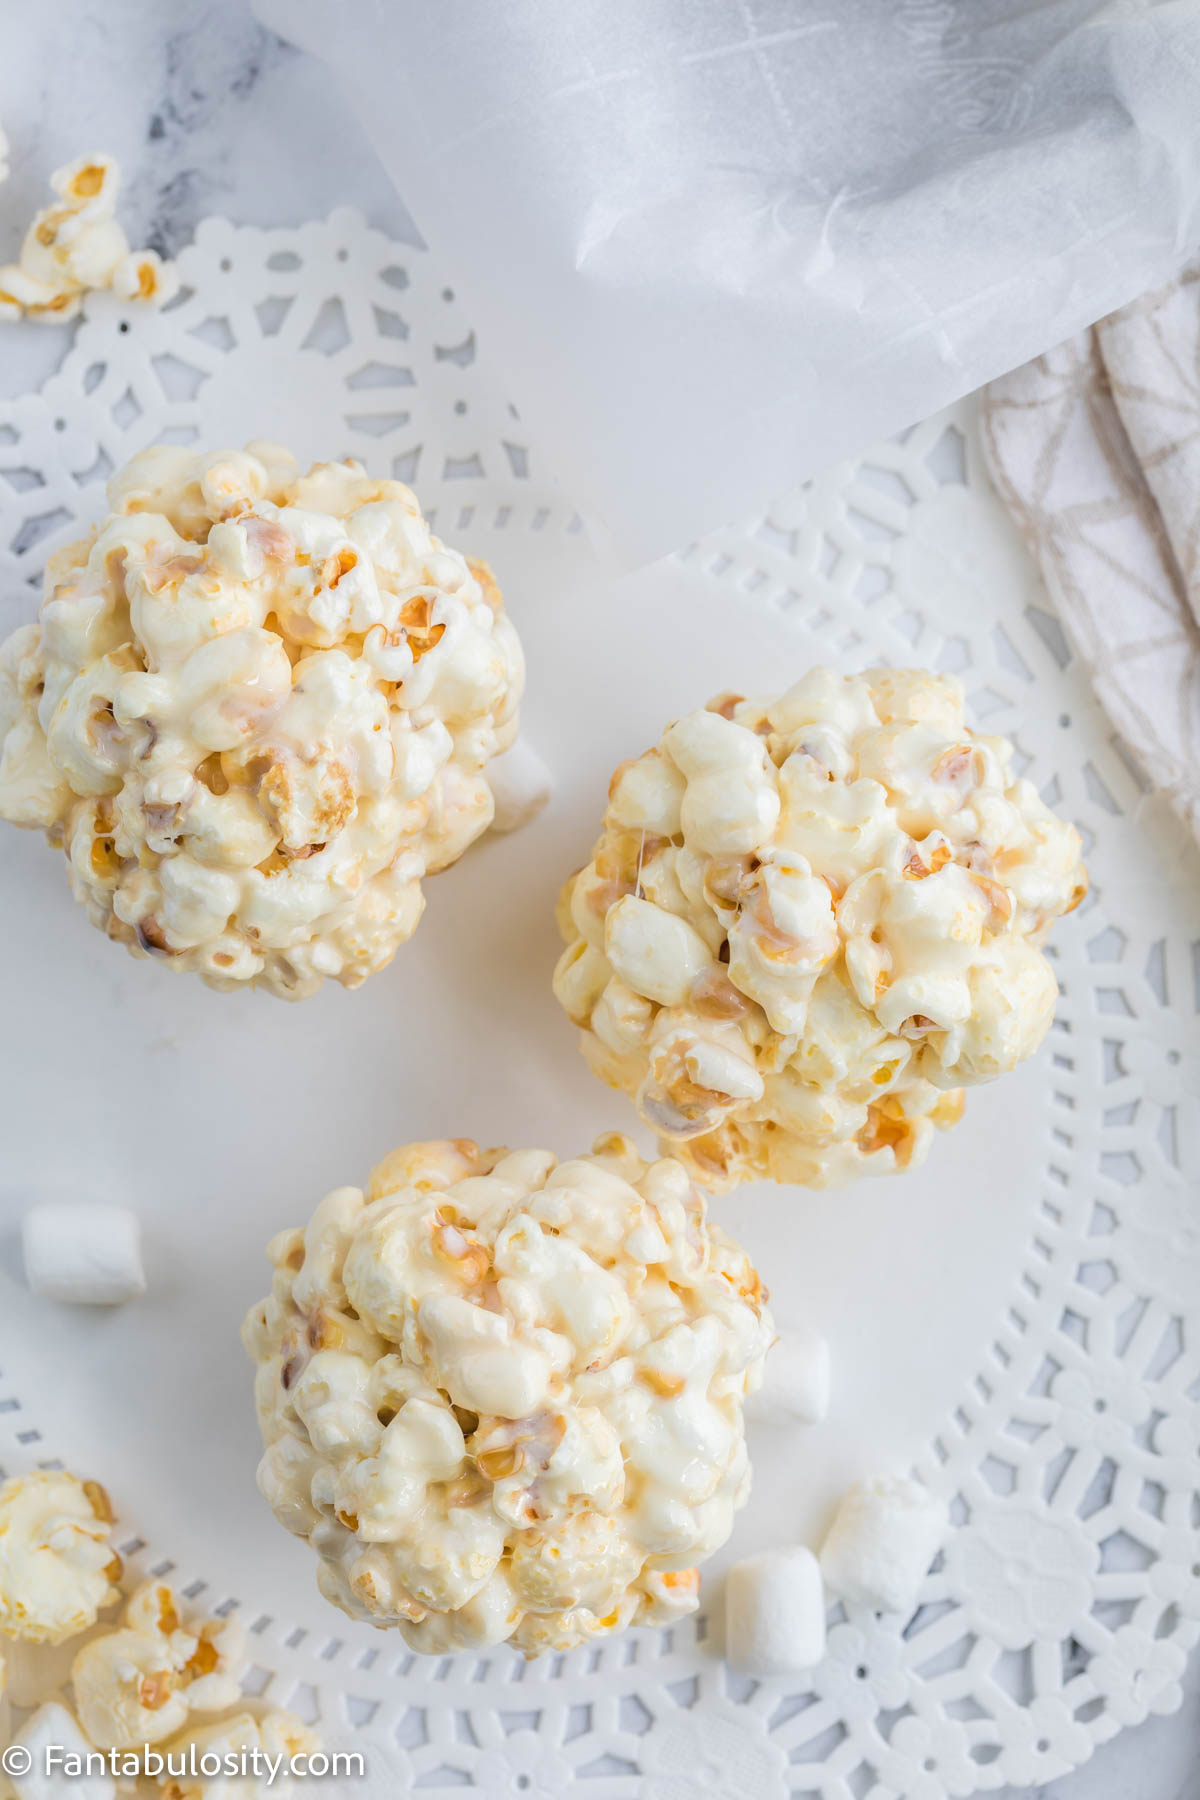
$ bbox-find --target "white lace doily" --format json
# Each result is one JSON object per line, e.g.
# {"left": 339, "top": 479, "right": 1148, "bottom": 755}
{"left": 0, "top": 211, "right": 1197, "bottom": 1800}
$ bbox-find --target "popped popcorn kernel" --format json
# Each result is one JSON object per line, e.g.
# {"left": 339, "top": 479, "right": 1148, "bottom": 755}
{"left": 0, "top": 443, "right": 524, "bottom": 998}
{"left": 71, "top": 1581, "right": 244, "bottom": 1749}
{"left": 0, "top": 149, "right": 177, "bottom": 322}
{"left": 554, "top": 669, "right": 1087, "bottom": 1190}
{"left": 243, "top": 1134, "right": 773, "bottom": 1655}
{"left": 111, "top": 248, "right": 179, "bottom": 307}
{"left": 0, "top": 1471, "right": 121, "bottom": 1646}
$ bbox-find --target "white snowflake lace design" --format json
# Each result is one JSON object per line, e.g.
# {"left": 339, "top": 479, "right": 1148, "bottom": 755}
{"left": 0, "top": 209, "right": 1196, "bottom": 1799}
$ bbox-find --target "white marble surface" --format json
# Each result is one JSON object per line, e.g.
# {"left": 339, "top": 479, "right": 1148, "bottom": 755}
{"left": 0, "top": 4, "right": 1197, "bottom": 1796}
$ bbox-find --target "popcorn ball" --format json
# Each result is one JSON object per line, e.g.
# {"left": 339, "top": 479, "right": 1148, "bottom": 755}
{"left": 0, "top": 1472, "right": 121, "bottom": 1646}
{"left": 243, "top": 1135, "right": 774, "bottom": 1656}
{"left": 0, "top": 443, "right": 524, "bottom": 997}
{"left": 553, "top": 669, "right": 1086, "bottom": 1189}
{"left": 71, "top": 1581, "right": 244, "bottom": 1750}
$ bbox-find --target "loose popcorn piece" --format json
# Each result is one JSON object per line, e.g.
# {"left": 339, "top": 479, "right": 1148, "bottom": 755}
{"left": 744, "top": 1327, "right": 830, "bottom": 1427}
{"left": 724, "top": 1546, "right": 826, "bottom": 1676}
{"left": 0, "top": 1473, "right": 121, "bottom": 1646}
{"left": 486, "top": 738, "right": 551, "bottom": 832}
{"left": 72, "top": 1582, "right": 244, "bottom": 1750}
{"left": 8, "top": 1700, "right": 115, "bottom": 1800}
{"left": 243, "top": 1133, "right": 774, "bottom": 1656}
{"left": 553, "top": 668, "right": 1087, "bottom": 1190}
{"left": 110, "top": 249, "right": 178, "bottom": 308}
{"left": 0, "top": 262, "right": 80, "bottom": 326}
{"left": 0, "top": 1612, "right": 301, "bottom": 1795}
{"left": 0, "top": 153, "right": 176, "bottom": 323}
{"left": 22, "top": 1203, "right": 145, "bottom": 1306}
{"left": 158, "top": 1710, "right": 320, "bottom": 1799}
{"left": 819, "top": 1474, "right": 948, "bottom": 1615}
{"left": 0, "top": 443, "right": 524, "bottom": 998}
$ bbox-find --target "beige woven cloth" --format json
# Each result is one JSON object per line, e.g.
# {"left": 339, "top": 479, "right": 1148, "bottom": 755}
{"left": 981, "top": 266, "right": 1200, "bottom": 841}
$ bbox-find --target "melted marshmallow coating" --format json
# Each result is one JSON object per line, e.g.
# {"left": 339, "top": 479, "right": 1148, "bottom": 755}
{"left": 553, "top": 669, "right": 1087, "bottom": 1190}
{"left": 243, "top": 1136, "right": 773, "bottom": 1656}
{"left": 0, "top": 442, "right": 524, "bottom": 997}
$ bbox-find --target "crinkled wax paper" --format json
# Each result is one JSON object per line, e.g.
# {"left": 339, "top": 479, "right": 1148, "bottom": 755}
{"left": 256, "top": 0, "right": 1200, "bottom": 562}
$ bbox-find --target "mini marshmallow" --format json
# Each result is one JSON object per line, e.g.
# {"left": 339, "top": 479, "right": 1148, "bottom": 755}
{"left": 745, "top": 1328, "right": 830, "bottom": 1426}
{"left": 486, "top": 738, "right": 552, "bottom": 832}
{"left": 10, "top": 1701, "right": 115, "bottom": 1800}
{"left": 22, "top": 1204, "right": 145, "bottom": 1306}
{"left": 819, "top": 1474, "right": 948, "bottom": 1615}
{"left": 724, "top": 1546, "right": 826, "bottom": 1676}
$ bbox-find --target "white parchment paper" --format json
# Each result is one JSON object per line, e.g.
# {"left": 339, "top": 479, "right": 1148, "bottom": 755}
{"left": 255, "top": 0, "right": 1200, "bottom": 561}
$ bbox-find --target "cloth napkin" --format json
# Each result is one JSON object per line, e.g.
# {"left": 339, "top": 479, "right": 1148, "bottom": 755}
{"left": 981, "top": 270, "right": 1200, "bottom": 842}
